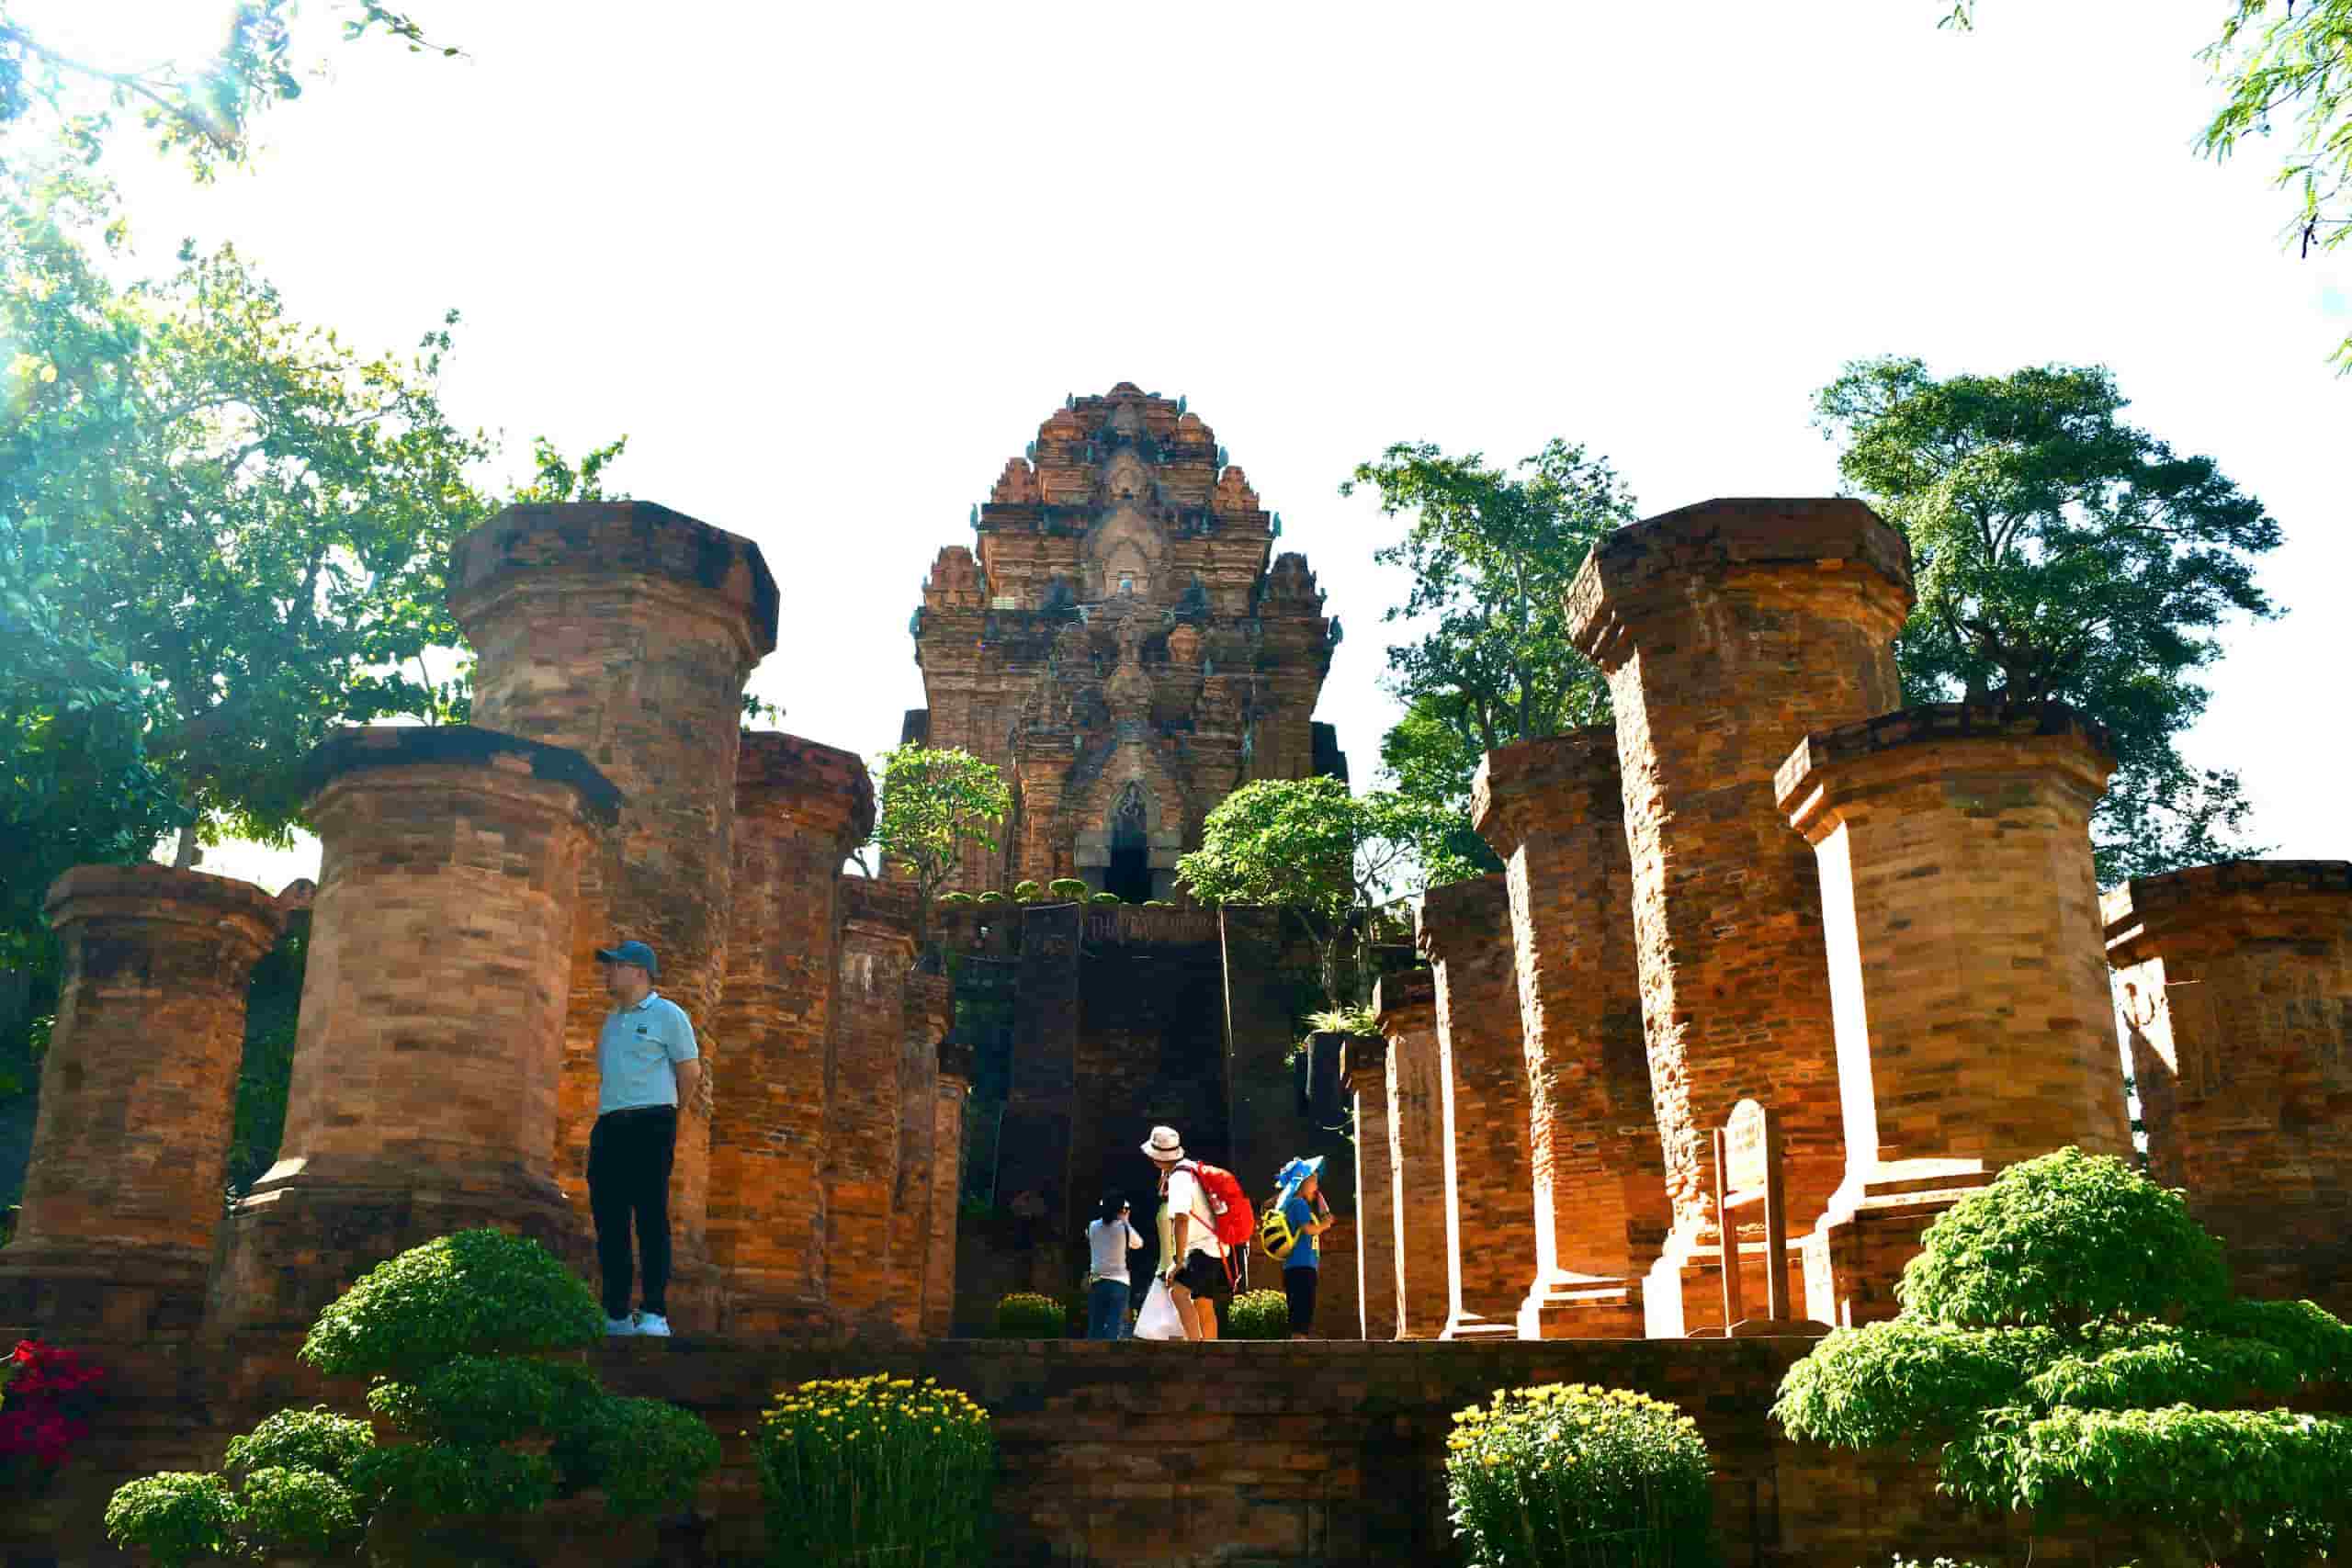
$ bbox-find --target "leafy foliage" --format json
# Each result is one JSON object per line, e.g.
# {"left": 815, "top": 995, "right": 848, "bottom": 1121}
{"left": 1815, "top": 357, "right": 2281, "bottom": 882}
{"left": 873, "top": 744, "right": 1012, "bottom": 952}
{"left": 1446, "top": 1382, "right": 1716, "bottom": 1568}
{"left": 992, "top": 1292, "right": 1066, "bottom": 1339}
{"left": 1048, "top": 877, "right": 1091, "bottom": 901}
{"left": 1226, "top": 1289, "right": 1291, "bottom": 1340}
{"left": 224, "top": 923, "right": 304, "bottom": 1199}
{"left": 101, "top": 1473, "right": 238, "bottom": 1568}
{"left": 756, "top": 1373, "right": 996, "bottom": 1567}
{"left": 1344, "top": 439, "right": 1633, "bottom": 885}
{"left": 300, "top": 1228, "right": 601, "bottom": 1380}
{"left": 1011, "top": 879, "right": 1045, "bottom": 902}
{"left": 1774, "top": 1149, "right": 2352, "bottom": 1562}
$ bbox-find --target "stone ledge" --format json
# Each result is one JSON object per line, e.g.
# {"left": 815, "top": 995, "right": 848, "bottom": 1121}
{"left": 1372, "top": 966, "right": 1435, "bottom": 1022}
{"left": 838, "top": 873, "right": 922, "bottom": 934}
{"left": 2103, "top": 858, "right": 2352, "bottom": 951}
{"left": 1470, "top": 725, "right": 1621, "bottom": 844}
{"left": 735, "top": 729, "right": 876, "bottom": 841}
{"left": 1774, "top": 701, "right": 2115, "bottom": 829}
{"left": 42, "top": 862, "right": 285, "bottom": 940}
{"left": 296, "top": 723, "right": 624, "bottom": 825}
{"left": 1339, "top": 1034, "right": 1388, "bottom": 1092}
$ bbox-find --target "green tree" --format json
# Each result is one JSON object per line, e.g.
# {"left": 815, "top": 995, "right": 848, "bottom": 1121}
{"left": 1177, "top": 773, "right": 1453, "bottom": 1010}
{"left": 1774, "top": 1148, "right": 2352, "bottom": 1566}
{"left": 1342, "top": 440, "right": 1633, "bottom": 884}
{"left": 1938, "top": 0, "right": 2352, "bottom": 370}
{"left": 1815, "top": 356, "right": 2280, "bottom": 883}
{"left": 872, "top": 745, "right": 1012, "bottom": 955}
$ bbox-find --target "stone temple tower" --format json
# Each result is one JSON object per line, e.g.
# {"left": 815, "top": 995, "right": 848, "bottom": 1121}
{"left": 907, "top": 383, "right": 1346, "bottom": 897}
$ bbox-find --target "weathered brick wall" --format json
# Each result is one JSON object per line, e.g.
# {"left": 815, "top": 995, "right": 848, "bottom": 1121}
{"left": 1566, "top": 498, "right": 1911, "bottom": 1335}
{"left": 892, "top": 972, "right": 951, "bottom": 1337}
{"left": 1419, "top": 874, "right": 1537, "bottom": 1340}
{"left": 1472, "top": 729, "right": 1662, "bottom": 1339}
{"left": 1778, "top": 705, "right": 2129, "bottom": 1325}
{"left": 1000, "top": 902, "right": 1081, "bottom": 1292}
{"left": 926, "top": 1045, "right": 973, "bottom": 1339}
{"left": 450, "top": 501, "right": 778, "bottom": 1331}
{"left": 1342, "top": 1036, "right": 1396, "bottom": 1339}
{"left": 206, "top": 728, "right": 619, "bottom": 1334}
{"left": 0, "top": 866, "right": 281, "bottom": 1337}
{"left": 828, "top": 877, "right": 918, "bottom": 1336}
{"left": 710, "top": 732, "right": 872, "bottom": 1334}
{"left": 1376, "top": 970, "right": 1450, "bottom": 1339}
{"left": 2105, "top": 860, "right": 2352, "bottom": 1314}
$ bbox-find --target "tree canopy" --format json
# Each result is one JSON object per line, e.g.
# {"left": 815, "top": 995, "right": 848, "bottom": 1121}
{"left": 872, "top": 744, "right": 1012, "bottom": 952}
{"left": 1343, "top": 439, "right": 1633, "bottom": 885}
{"left": 1774, "top": 1148, "right": 2352, "bottom": 1563}
{"left": 1815, "top": 355, "right": 2280, "bottom": 883}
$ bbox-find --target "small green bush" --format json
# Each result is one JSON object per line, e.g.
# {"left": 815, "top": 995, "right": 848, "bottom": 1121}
{"left": 992, "top": 1292, "right": 1064, "bottom": 1339}
{"left": 1141, "top": 898, "right": 1172, "bottom": 908}
{"left": 1088, "top": 891, "right": 1122, "bottom": 906}
{"left": 937, "top": 891, "right": 978, "bottom": 908}
{"left": 102, "top": 1474, "right": 238, "bottom": 1568}
{"left": 1048, "top": 877, "right": 1090, "bottom": 901}
{"left": 1448, "top": 1382, "right": 1715, "bottom": 1568}
{"left": 757, "top": 1374, "right": 994, "bottom": 1567}
{"left": 301, "top": 1228, "right": 600, "bottom": 1379}
{"left": 1226, "top": 1290, "right": 1290, "bottom": 1340}
{"left": 1011, "top": 879, "right": 1044, "bottom": 902}
{"left": 975, "top": 889, "right": 1009, "bottom": 906}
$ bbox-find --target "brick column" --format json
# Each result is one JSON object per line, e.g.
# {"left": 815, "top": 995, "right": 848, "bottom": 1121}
{"left": 0, "top": 867, "right": 280, "bottom": 1337}
{"left": 1777, "top": 704, "right": 2128, "bottom": 1326}
{"left": 449, "top": 501, "right": 778, "bottom": 1331}
{"left": 2104, "top": 861, "right": 2352, "bottom": 1314}
{"left": 828, "top": 877, "right": 917, "bottom": 1337}
{"left": 1374, "top": 970, "right": 1448, "bottom": 1338}
{"left": 710, "top": 733, "right": 873, "bottom": 1334}
{"left": 926, "top": 1040, "right": 975, "bottom": 1339}
{"left": 1003, "top": 901, "right": 1082, "bottom": 1291}
{"left": 1340, "top": 1035, "right": 1396, "bottom": 1340}
{"left": 209, "top": 727, "right": 619, "bottom": 1332}
{"left": 1472, "top": 729, "right": 1664, "bottom": 1339}
{"left": 1565, "top": 498, "right": 1912, "bottom": 1335}
{"left": 893, "top": 970, "right": 952, "bottom": 1337}
{"left": 1418, "top": 874, "right": 1536, "bottom": 1340}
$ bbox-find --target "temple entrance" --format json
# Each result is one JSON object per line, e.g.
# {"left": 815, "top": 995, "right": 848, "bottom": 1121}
{"left": 1106, "top": 784, "right": 1152, "bottom": 904}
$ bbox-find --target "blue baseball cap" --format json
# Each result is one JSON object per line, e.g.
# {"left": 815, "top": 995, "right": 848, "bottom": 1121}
{"left": 594, "top": 940, "right": 660, "bottom": 976}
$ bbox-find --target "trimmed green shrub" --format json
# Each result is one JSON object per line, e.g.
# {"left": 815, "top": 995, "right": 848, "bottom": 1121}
{"left": 1448, "top": 1382, "right": 1715, "bottom": 1568}
{"left": 1774, "top": 1148, "right": 2352, "bottom": 1564}
{"left": 1088, "top": 891, "right": 1122, "bottom": 906}
{"left": 1226, "top": 1290, "right": 1290, "bottom": 1340}
{"left": 992, "top": 1292, "right": 1064, "bottom": 1338}
{"left": 1141, "top": 898, "right": 1172, "bottom": 908}
{"left": 974, "top": 889, "right": 1009, "bottom": 906}
{"left": 1048, "top": 877, "right": 1090, "bottom": 901}
{"left": 1011, "top": 879, "right": 1045, "bottom": 902}
{"left": 107, "top": 1231, "right": 718, "bottom": 1562}
{"left": 937, "top": 891, "right": 978, "bottom": 907}
{"left": 756, "top": 1373, "right": 994, "bottom": 1567}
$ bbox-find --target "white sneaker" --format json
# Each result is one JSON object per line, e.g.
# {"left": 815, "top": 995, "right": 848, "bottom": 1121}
{"left": 604, "top": 1314, "right": 639, "bottom": 1337}
{"left": 634, "top": 1312, "right": 672, "bottom": 1337}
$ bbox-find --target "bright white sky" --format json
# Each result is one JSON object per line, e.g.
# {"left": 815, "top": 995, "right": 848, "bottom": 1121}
{"left": 27, "top": 0, "right": 2347, "bottom": 893}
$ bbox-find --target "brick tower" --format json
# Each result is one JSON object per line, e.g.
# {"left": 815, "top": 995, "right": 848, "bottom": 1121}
{"left": 908, "top": 384, "right": 1344, "bottom": 897}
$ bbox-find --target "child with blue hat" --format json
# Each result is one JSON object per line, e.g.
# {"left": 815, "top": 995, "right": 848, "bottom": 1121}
{"left": 1272, "top": 1156, "right": 1335, "bottom": 1339}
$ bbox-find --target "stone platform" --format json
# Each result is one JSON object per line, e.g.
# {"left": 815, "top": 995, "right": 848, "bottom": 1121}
{"left": 8, "top": 1336, "right": 2085, "bottom": 1568}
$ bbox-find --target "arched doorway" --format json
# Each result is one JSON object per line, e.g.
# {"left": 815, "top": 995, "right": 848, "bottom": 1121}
{"left": 1106, "top": 784, "right": 1152, "bottom": 904}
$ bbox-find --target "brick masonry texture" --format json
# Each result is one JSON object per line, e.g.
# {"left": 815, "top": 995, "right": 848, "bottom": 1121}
{"left": 1778, "top": 704, "right": 2130, "bottom": 1325}
{"left": 450, "top": 501, "right": 779, "bottom": 1330}
{"left": 828, "top": 876, "right": 918, "bottom": 1336}
{"left": 1341, "top": 1035, "right": 1396, "bottom": 1339}
{"left": 0, "top": 866, "right": 281, "bottom": 1337}
{"left": 1375, "top": 970, "right": 1450, "bottom": 1340}
{"left": 709, "top": 731, "right": 874, "bottom": 1333}
{"left": 1419, "top": 874, "right": 1538, "bottom": 1339}
{"left": 927, "top": 1042, "right": 974, "bottom": 1339}
{"left": 2105, "top": 859, "right": 2352, "bottom": 1314}
{"left": 207, "top": 728, "right": 616, "bottom": 1333}
{"left": 893, "top": 970, "right": 951, "bottom": 1337}
{"left": 1566, "top": 498, "right": 1912, "bottom": 1335}
{"left": 1472, "top": 728, "right": 1663, "bottom": 1339}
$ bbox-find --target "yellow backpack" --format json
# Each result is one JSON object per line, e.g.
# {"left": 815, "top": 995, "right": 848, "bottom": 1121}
{"left": 1256, "top": 1195, "right": 1300, "bottom": 1262}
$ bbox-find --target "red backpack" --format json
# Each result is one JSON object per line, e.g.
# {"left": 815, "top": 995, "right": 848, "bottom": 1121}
{"left": 1179, "top": 1160, "right": 1257, "bottom": 1250}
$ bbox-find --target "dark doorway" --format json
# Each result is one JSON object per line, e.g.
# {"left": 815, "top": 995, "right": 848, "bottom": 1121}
{"left": 1106, "top": 784, "right": 1152, "bottom": 904}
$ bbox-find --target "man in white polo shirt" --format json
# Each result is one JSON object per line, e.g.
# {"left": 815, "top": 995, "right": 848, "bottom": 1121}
{"left": 590, "top": 940, "right": 701, "bottom": 1337}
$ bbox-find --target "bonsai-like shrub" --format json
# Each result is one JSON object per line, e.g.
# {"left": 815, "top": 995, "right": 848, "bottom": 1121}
{"left": 106, "top": 1230, "right": 719, "bottom": 1564}
{"left": 974, "top": 889, "right": 1009, "bottom": 906}
{"left": 1088, "top": 891, "right": 1122, "bottom": 906}
{"left": 992, "top": 1292, "right": 1064, "bottom": 1339}
{"left": 1774, "top": 1148, "right": 2352, "bottom": 1565}
{"left": 756, "top": 1373, "right": 994, "bottom": 1567}
{"left": 1448, "top": 1382, "right": 1714, "bottom": 1568}
{"left": 1141, "top": 899, "right": 1172, "bottom": 908}
{"left": 1011, "top": 879, "right": 1044, "bottom": 902}
{"left": 1048, "top": 877, "right": 1090, "bottom": 901}
{"left": 937, "top": 890, "right": 978, "bottom": 907}
{"left": 1226, "top": 1290, "right": 1290, "bottom": 1340}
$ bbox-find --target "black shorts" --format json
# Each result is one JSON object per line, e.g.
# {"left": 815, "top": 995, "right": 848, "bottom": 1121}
{"left": 1283, "top": 1266, "right": 1317, "bottom": 1336}
{"left": 1172, "top": 1249, "right": 1233, "bottom": 1302}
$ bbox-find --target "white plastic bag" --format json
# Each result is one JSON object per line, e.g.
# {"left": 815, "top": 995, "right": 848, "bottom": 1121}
{"left": 1133, "top": 1276, "right": 1185, "bottom": 1340}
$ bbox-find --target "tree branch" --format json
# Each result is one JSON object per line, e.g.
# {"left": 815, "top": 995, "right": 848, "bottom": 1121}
{"left": 0, "top": 24, "right": 243, "bottom": 159}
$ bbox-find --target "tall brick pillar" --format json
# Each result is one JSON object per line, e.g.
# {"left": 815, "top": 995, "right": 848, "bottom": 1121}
{"left": 893, "top": 970, "right": 952, "bottom": 1337}
{"left": 828, "top": 877, "right": 918, "bottom": 1337}
{"left": 1777, "top": 704, "right": 2128, "bottom": 1326}
{"left": 0, "top": 867, "right": 280, "bottom": 1337}
{"left": 1002, "top": 901, "right": 1082, "bottom": 1291}
{"left": 209, "top": 728, "right": 620, "bottom": 1332}
{"left": 2105, "top": 861, "right": 2352, "bottom": 1314}
{"left": 1340, "top": 1034, "right": 1396, "bottom": 1340}
{"left": 1375, "top": 970, "right": 1448, "bottom": 1338}
{"left": 1565, "top": 498, "right": 1912, "bottom": 1336}
{"left": 1419, "top": 874, "right": 1537, "bottom": 1340}
{"left": 449, "top": 501, "right": 778, "bottom": 1331}
{"left": 1472, "top": 729, "right": 1664, "bottom": 1339}
{"left": 710, "top": 733, "right": 874, "bottom": 1334}
{"left": 926, "top": 1040, "right": 975, "bottom": 1339}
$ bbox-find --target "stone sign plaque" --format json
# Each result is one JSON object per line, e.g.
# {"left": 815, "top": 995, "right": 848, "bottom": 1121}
{"left": 1725, "top": 1099, "right": 1768, "bottom": 1196}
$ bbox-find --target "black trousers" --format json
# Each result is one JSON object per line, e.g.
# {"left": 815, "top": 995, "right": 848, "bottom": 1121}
{"left": 1284, "top": 1266, "right": 1318, "bottom": 1336}
{"left": 588, "top": 1105, "right": 676, "bottom": 1318}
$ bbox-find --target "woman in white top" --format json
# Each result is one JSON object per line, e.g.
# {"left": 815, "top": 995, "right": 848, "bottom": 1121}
{"left": 1084, "top": 1193, "right": 1143, "bottom": 1339}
